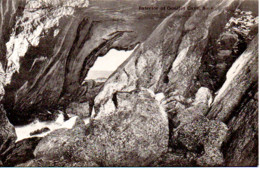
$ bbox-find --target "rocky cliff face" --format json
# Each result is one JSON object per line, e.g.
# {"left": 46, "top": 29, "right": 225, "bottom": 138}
{"left": 0, "top": 0, "right": 258, "bottom": 167}
{"left": 3, "top": 0, "right": 178, "bottom": 124}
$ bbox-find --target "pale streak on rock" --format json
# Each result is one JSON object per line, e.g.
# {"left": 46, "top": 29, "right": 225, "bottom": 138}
{"left": 5, "top": 0, "right": 89, "bottom": 84}
{"left": 207, "top": 36, "right": 258, "bottom": 122}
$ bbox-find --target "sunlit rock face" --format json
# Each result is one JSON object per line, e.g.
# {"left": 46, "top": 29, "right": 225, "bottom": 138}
{"left": 0, "top": 0, "right": 26, "bottom": 101}
{"left": 6, "top": 0, "right": 89, "bottom": 80}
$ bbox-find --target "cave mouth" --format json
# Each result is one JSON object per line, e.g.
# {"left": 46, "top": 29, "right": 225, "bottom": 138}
{"left": 85, "top": 48, "right": 135, "bottom": 82}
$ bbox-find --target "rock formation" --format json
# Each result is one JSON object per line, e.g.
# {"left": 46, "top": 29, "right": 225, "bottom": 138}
{"left": 21, "top": 89, "right": 168, "bottom": 167}
{"left": 0, "top": 0, "right": 258, "bottom": 167}
{"left": 0, "top": 105, "right": 17, "bottom": 164}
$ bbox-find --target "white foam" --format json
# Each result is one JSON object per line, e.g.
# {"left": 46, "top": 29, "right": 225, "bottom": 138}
{"left": 15, "top": 113, "right": 78, "bottom": 142}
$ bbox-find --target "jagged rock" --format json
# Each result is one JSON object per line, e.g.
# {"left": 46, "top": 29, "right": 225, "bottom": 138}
{"left": 2, "top": 137, "right": 41, "bottom": 167}
{"left": 0, "top": 0, "right": 257, "bottom": 167}
{"left": 0, "top": 0, "right": 26, "bottom": 100}
{"left": 0, "top": 105, "right": 17, "bottom": 159}
{"left": 223, "top": 88, "right": 258, "bottom": 166}
{"left": 93, "top": 0, "right": 244, "bottom": 119}
{"left": 65, "top": 80, "right": 103, "bottom": 118}
{"left": 207, "top": 36, "right": 258, "bottom": 122}
{"left": 171, "top": 87, "right": 228, "bottom": 166}
{"left": 2, "top": 0, "right": 177, "bottom": 124}
{"left": 86, "top": 89, "right": 169, "bottom": 166}
{"left": 29, "top": 88, "right": 168, "bottom": 167}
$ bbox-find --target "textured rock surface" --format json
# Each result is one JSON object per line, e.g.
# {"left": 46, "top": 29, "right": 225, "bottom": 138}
{"left": 0, "top": 0, "right": 258, "bottom": 167}
{"left": 93, "top": 0, "right": 246, "bottom": 118}
{"left": 66, "top": 102, "right": 91, "bottom": 118}
{"left": 0, "top": 0, "right": 26, "bottom": 100}
{"left": 89, "top": 0, "right": 258, "bottom": 167}
{"left": 0, "top": 105, "right": 17, "bottom": 160}
{"left": 223, "top": 87, "right": 258, "bottom": 166}
{"left": 65, "top": 79, "right": 103, "bottom": 118}
{"left": 29, "top": 118, "right": 92, "bottom": 167}
{"left": 171, "top": 87, "right": 228, "bottom": 166}
{"left": 207, "top": 36, "right": 258, "bottom": 122}
{"left": 86, "top": 89, "right": 169, "bottom": 166}
{"left": 2, "top": 0, "right": 177, "bottom": 124}
{"left": 2, "top": 137, "right": 41, "bottom": 167}
{"left": 30, "top": 89, "right": 168, "bottom": 167}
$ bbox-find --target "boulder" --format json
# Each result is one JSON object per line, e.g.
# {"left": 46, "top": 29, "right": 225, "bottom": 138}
{"left": 29, "top": 88, "right": 168, "bottom": 167}
{"left": 30, "top": 127, "right": 50, "bottom": 136}
{"left": 85, "top": 89, "right": 169, "bottom": 166}
{"left": 170, "top": 87, "right": 228, "bottom": 166}
{"left": 2, "top": 137, "right": 41, "bottom": 166}
{"left": 20, "top": 117, "right": 91, "bottom": 167}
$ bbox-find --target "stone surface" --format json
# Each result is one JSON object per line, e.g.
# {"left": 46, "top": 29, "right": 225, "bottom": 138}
{"left": 86, "top": 89, "right": 169, "bottom": 166}
{"left": 1, "top": 0, "right": 178, "bottom": 124}
{"left": 150, "top": 151, "right": 197, "bottom": 167}
{"left": 0, "top": 0, "right": 258, "bottom": 167}
{"left": 66, "top": 102, "right": 91, "bottom": 118}
{"left": 222, "top": 84, "right": 258, "bottom": 166}
{"left": 93, "top": 0, "right": 245, "bottom": 119}
{"left": 2, "top": 137, "right": 41, "bottom": 167}
{"left": 207, "top": 36, "right": 258, "bottom": 122}
{"left": 0, "top": 0, "right": 26, "bottom": 100}
{"left": 0, "top": 105, "right": 17, "bottom": 159}
{"left": 171, "top": 87, "right": 228, "bottom": 166}
{"left": 29, "top": 88, "right": 168, "bottom": 167}
{"left": 65, "top": 79, "right": 103, "bottom": 118}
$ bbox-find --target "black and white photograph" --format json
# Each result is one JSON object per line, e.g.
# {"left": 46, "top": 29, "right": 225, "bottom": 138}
{"left": 0, "top": 0, "right": 258, "bottom": 167}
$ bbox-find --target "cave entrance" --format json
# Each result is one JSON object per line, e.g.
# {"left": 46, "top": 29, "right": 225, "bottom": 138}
{"left": 85, "top": 48, "right": 135, "bottom": 81}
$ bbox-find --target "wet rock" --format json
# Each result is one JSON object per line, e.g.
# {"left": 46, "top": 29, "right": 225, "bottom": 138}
{"left": 2, "top": 137, "right": 41, "bottom": 167}
{"left": 23, "top": 117, "right": 89, "bottom": 167}
{"left": 30, "top": 127, "right": 50, "bottom": 136}
{"left": 33, "top": 117, "right": 86, "bottom": 158}
{"left": 0, "top": 105, "right": 17, "bottom": 158}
